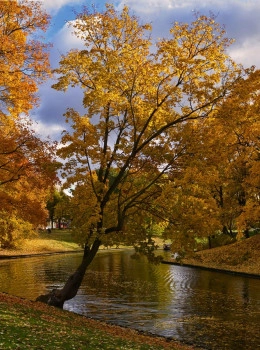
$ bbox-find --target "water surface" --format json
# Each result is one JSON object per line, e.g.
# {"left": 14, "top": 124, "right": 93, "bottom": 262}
{"left": 0, "top": 250, "right": 259, "bottom": 349}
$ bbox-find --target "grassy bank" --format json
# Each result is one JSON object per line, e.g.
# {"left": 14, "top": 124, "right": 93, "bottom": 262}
{"left": 1, "top": 230, "right": 259, "bottom": 276}
{"left": 0, "top": 292, "right": 196, "bottom": 350}
{"left": 0, "top": 229, "right": 82, "bottom": 257}
{"left": 179, "top": 234, "right": 260, "bottom": 275}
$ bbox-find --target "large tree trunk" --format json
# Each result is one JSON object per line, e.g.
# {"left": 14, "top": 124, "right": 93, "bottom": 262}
{"left": 36, "top": 238, "right": 101, "bottom": 308}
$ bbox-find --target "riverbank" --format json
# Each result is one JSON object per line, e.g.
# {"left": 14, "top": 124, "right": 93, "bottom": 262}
{"left": 0, "top": 230, "right": 81, "bottom": 258}
{"left": 0, "top": 292, "right": 198, "bottom": 350}
{"left": 1, "top": 231, "right": 259, "bottom": 277}
{"left": 168, "top": 234, "right": 260, "bottom": 276}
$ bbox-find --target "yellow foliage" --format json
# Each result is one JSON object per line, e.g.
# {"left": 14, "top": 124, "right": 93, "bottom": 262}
{"left": 0, "top": 0, "right": 50, "bottom": 118}
{"left": 52, "top": 5, "right": 252, "bottom": 254}
{"left": 0, "top": 2, "right": 58, "bottom": 248}
{"left": 0, "top": 210, "right": 35, "bottom": 249}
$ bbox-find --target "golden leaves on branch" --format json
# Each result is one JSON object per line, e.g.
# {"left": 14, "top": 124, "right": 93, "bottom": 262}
{"left": 52, "top": 4, "right": 258, "bottom": 254}
{"left": 0, "top": 0, "right": 51, "bottom": 117}
{"left": 0, "top": 1, "right": 57, "bottom": 248}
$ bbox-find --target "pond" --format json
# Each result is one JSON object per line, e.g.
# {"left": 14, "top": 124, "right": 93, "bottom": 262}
{"left": 0, "top": 249, "right": 259, "bottom": 349}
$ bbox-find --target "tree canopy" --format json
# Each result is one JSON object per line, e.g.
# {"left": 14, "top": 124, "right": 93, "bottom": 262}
{"left": 53, "top": 4, "right": 243, "bottom": 255}
{"left": 158, "top": 69, "right": 260, "bottom": 251}
{"left": 0, "top": 0, "right": 56, "bottom": 248}
{"left": 0, "top": 0, "right": 50, "bottom": 118}
{"left": 33, "top": 3, "right": 260, "bottom": 308}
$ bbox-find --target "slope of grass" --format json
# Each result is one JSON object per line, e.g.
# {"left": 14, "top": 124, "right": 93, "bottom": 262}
{"left": 0, "top": 293, "right": 196, "bottom": 350}
{"left": 0, "top": 229, "right": 81, "bottom": 257}
{"left": 181, "top": 234, "right": 260, "bottom": 275}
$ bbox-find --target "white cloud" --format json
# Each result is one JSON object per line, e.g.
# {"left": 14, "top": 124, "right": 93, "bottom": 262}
{"left": 117, "top": 0, "right": 260, "bottom": 12}
{"left": 48, "top": 20, "right": 86, "bottom": 67}
{"left": 116, "top": 0, "right": 214, "bottom": 12}
{"left": 116, "top": 0, "right": 260, "bottom": 69}
{"left": 31, "top": 119, "right": 65, "bottom": 140}
{"left": 52, "top": 20, "right": 84, "bottom": 54}
{"left": 37, "top": 0, "right": 83, "bottom": 14}
{"left": 229, "top": 38, "right": 260, "bottom": 69}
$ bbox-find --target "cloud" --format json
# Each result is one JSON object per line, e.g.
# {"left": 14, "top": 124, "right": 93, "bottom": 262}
{"left": 31, "top": 0, "right": 260, "bottom": 142}
{"left": 116, "top": 0, "right": 260, "bottom": 68}
{"left": 50, "top": 20, "right": 85, "bottom": 64}
{"left": 31, "top": 119, "right": 65, "bottom": 140}
{"left": 117, "top": 0, "right": 259, "bottom": 12}
{"left": 229, "top": 37, "right": 260, "bottom": 69}
{"left": 116, "top": 0, "right": 217, "bottom": 13}
{"left": 37, "top": 0, "right": 83, "bottom": 14}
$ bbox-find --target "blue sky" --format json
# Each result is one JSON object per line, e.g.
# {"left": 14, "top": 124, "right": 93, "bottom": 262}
{"left": 32, "top": 0, "right": 260, "bottom": 139}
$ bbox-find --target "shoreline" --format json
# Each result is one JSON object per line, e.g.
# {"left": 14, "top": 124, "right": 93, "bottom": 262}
{"left": 1, "top": 248, "right": 259, "bottom": 279}
{"left": 0, "top": 249, "right": 84, "bottom": 260}
{"left": 161, "top": 260, "right": 260, "bottom": 279}
{"left": 0, "top": 291, "right": 198, "bottom": 350}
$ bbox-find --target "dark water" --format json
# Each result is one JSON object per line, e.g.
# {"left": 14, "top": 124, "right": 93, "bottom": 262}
{"left": 0, "top": 249, "right": 259, "bottom": 350}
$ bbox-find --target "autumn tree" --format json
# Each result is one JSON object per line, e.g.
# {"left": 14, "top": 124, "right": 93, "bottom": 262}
{"left": 0, "top": 1, "right": 57, "bottom": 247}
{"left": 36, "top": 4, "right": 243, "bottom": 308}
{"left": 0, "top": 0, "right": 50, "bottom": 118}
{"left": 46, "top": 189, "right": 72, "bottom": 229}
{"left": 0, "top": 117, "right": 58, "bottom": 248}
{"left": 161, "top": 69, "right": 259, "bottom": 250}
{"left": 210, "top": 69, "right": 260, "bottom": 238}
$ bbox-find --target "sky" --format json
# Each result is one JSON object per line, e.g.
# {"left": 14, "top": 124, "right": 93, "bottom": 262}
{"left": 31, "top": 0, "right": 260, "bottom": 140}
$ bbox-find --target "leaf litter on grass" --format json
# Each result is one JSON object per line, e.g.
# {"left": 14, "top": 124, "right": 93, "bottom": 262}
{"left": 0, "top": 292, "right": 196, "bottom": 350}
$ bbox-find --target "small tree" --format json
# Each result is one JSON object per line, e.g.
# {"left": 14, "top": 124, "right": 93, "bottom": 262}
{"left": 46, "top": 189, "right": 65, "bottom": 229}
{"left": 37, "top": 4, "right": 242, "bottom": 307}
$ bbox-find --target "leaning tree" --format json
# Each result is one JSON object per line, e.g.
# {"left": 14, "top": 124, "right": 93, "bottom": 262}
{"left": 36, "top": 4, "right": 243, "bottom": 308}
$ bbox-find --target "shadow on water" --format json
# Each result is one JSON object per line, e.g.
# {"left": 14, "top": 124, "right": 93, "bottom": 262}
{"left": 0, "top": 249, "right": 259, "bottom": 349}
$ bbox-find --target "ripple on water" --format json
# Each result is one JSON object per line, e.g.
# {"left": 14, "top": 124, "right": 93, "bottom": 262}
{"left": 0, "top": 250, "right": 259, "bottom": 350}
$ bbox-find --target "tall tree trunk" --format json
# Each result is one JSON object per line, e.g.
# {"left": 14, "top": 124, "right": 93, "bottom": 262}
{"left": 36, "top": 238, "right": 101, "bottom": 308}
{"left": 208, "top": 235, "right": 212, "bottom": 249}
{"left": 50, "top": 215, "right": 54, "bottom": 230}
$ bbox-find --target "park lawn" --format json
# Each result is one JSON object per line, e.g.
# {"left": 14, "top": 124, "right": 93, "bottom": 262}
{"left": 0, "top": 229, "right": 137, "bottom": 257}
{"left": 0, "top": 229, "right": 82, "bottom": 257}
{"left": 0, "top": 293, "right": 196, "bottom": 350}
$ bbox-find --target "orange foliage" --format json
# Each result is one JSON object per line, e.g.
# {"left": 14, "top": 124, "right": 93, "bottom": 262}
{"left": 0, "top": 0, "right": 51, "bottom": 117}
{"left": 0, "top": 118, "right": 58, "bottom": 247}
{"left": 163, "top": 69, "right": 260, "bottom": 248}
{"left": 0, "top": 1, "right": 57, "bottom": 248}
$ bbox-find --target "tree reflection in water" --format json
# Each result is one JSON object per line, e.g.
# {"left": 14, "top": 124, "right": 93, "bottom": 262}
{"left": 0, "top": 250, "right": 259, "bottom": 349}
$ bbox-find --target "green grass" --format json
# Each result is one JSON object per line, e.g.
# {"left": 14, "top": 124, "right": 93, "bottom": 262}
{"left": 0, "top": 293, "right": 192, "bottom": 350}
{"left": 39, "top": 229, "right": 76, "bottom": 243}
{"left": 0, "top": 229, "right": 82, "bottom": 258}
{"left": 16, "top": 229, "right": 81, "bottom": 254}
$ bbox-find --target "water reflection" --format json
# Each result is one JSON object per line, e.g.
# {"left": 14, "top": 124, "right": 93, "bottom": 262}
{"left": 0, "top": 250, "right": 259, "bottom": 349}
